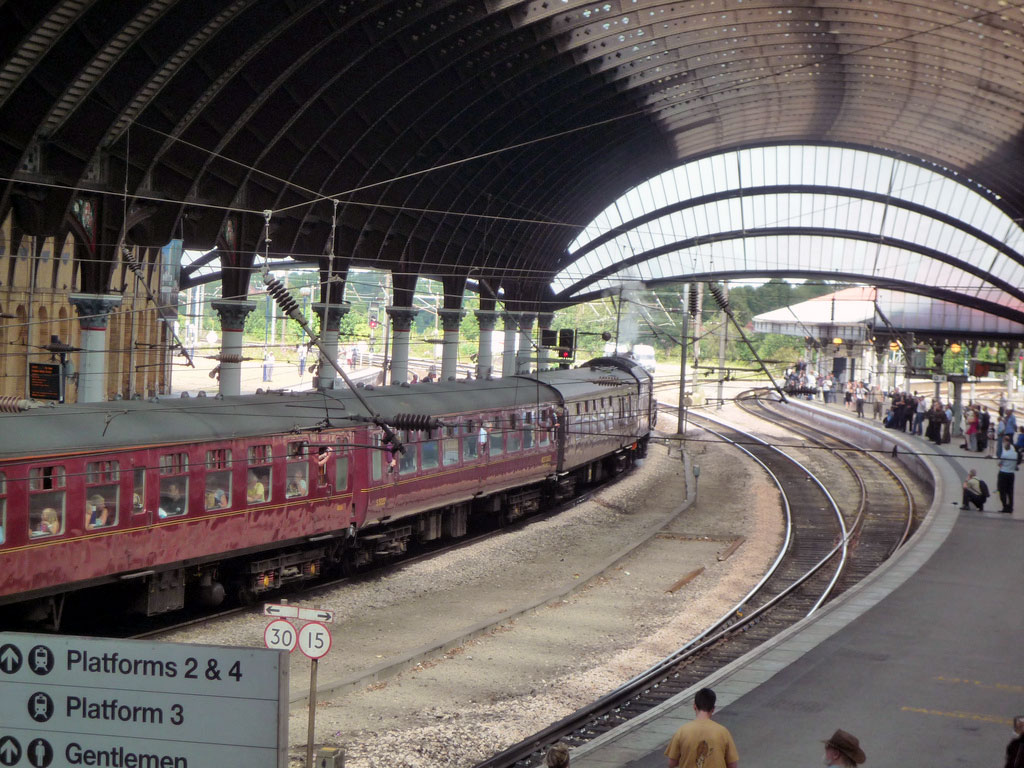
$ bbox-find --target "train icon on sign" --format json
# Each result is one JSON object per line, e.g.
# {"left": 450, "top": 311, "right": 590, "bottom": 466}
{"left": 28, "top": 691, "right": 54, "bottom": 722}
{"left": 28, "top": 645, "right": 53, "bottom": 675}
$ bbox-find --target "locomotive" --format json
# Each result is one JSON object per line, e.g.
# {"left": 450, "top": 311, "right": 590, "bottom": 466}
{"left": 0, "top": 356, "right": 655, "bottom": 628}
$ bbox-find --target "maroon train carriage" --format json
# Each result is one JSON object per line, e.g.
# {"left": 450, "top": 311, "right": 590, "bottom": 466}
{"left": 0, "top": 356, "right": 653, "bottom": 628}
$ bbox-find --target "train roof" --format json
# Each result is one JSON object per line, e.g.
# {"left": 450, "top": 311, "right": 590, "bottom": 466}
{"left": 0, "top": 358, "right": 643, "bottom": 461}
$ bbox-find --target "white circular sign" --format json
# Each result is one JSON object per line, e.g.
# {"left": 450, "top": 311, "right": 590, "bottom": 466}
{"left": 264, "top": 619, "right": 298, "bottom": 652}
{"left": 297, "top": 621, "right": 332, "bottom": 660}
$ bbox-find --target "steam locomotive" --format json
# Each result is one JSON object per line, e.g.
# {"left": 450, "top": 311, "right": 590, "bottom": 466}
{"left": 0, "top": 356, "right": 655, "bottom": 628}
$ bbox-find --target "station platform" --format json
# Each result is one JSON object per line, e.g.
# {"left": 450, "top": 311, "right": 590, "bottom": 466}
{"left": 572, "top": 396, "right": 1023, "bottom": 768}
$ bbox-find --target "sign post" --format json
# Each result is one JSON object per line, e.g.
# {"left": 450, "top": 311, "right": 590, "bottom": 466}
{"left": 0, "top": 631, "right": 287, "bottom": 768}
{"left": 297, "top": 621, "right": 332, "bottom": 768}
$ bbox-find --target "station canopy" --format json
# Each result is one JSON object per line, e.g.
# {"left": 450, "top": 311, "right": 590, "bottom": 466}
{"left": 752, "top": 286, "right": 1024, "bottom": 344}
{"left": 554, "top": 145, "right": 1024, "bottom": 327}
{"left": 2, "top": 2, "right": 1024, "bottom": 310}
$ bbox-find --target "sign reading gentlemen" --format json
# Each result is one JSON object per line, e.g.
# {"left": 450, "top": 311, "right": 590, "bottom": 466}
{"left": 0, "top": 632, "right": 288, "bottom": 768}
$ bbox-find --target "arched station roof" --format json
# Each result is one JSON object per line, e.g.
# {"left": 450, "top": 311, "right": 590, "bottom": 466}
{"left": 2, "top": 1, "right": 1024, "bottom": 309}
{"left": 555, "top": 144, "right": 1024, "bottom": 325}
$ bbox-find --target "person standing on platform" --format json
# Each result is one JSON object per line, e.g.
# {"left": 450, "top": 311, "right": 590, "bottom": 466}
{"left": 996, "top": 433, "right": 1021, "bottom": 514}
{"left": 854, "top": 382, "right": 866, "bottom": 418}
{"left": 1005, "top": 405, "right": 1018, "bottom": 439}
{"left": 821, "top": 729, "right": 866, "bottom": 767}
{"left": 912, "top": 392, "right": 927, "bottom": 435}
{"left": 664, "top": 687, "right": 739, "bottom": 768}
{"left": 1005, "top": 715, "right": 1024, "bottom": 768}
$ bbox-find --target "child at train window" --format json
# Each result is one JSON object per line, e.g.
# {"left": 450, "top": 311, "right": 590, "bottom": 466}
{"left": 246, "top": 471, "right": 266, "bottom": 503}
{"left": 87, "top": 495, "right": 113, "bottom": 529}
{"left": 286, "top": 468, "right": 308, "bottom": 497}
{"left": 31, "top": 507, "right": 60, "bottom": 537}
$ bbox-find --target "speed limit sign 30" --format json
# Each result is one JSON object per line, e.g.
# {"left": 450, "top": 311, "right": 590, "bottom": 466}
{"left": 297, "top": 621, "right": 332, "bottom": 659}
{"left": 264, "top": 618, "right": 298, "bottom": 652}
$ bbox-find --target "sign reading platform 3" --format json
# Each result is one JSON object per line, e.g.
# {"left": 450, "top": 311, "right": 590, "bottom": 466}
{"left": 0, "top": 632, "right": 288, "bottom": 768}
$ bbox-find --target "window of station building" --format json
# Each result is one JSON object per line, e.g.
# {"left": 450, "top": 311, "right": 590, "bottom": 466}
{"left": 463, "top": 421, "right": 479, "bottom": 461}
{"left": 0, "top": 472, "right": 6, "bottom": 545}
{"left": 442, "top": 426, "right": 460, "bottom": 466}
{"left": 489, "top": 417, "right": 504, "bottom": 456}
{"left": 523, "top": 411, "right": 534, "bottom": 450}
{"left": 247, "top": 444, "right": 272, "bottom": 504}
{"left": 204, "top": 449, "right": 232, "bottom": 510}
{"left": 158, "top": 453, "right": 189, "bottom": 519}
{"left": 132, "top": 467, "right": 145, "bottom": 514}
{"left": 29, "top": 465, "right": 66, "bottom": 537}
{"left": 85, "top": 460, "right": 119, "bottom": 530}
{"left": 398, "top": 431, "right": 418, "bottom": 474}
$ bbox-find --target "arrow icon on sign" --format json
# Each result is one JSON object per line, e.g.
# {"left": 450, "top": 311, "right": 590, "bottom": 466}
{"left": 0, "top": 736, "right": 21, "bottom": 765}
{"left": 263, "top": 603, "right": 298, "bottom": 618}
{"left": 0, "top": 646, "right": 21, "bottom": 674}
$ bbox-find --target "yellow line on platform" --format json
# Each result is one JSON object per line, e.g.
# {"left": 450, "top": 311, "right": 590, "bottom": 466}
{"left": 900, "top": 706, "right": 1012, "bottom": 725}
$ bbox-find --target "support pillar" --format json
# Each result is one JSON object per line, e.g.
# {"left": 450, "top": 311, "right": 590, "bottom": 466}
{"left": 438, "top": 309, "right": 465, "bottom": 381}
{"left": 501, "top": 313, "right": 518, "bottom": 378}
{"left": 386, "top": 307, "right": 418, "bottom": 384}
{"left": 475, "top": 310, "right": 498, "bottom": 379}
{"left": 536, "top": 312, "right": 554, "bottom": 371}
{"left": 69, "top": 294, "right": 123, "bottom": 403}
{"left": 932, "top": 343, "right": 946, "bottom": 404}
{"left": 515, "top": 313, "right": 536, "bottom": 374}
{"left": 313, "top": 302, "right": 350, "bottom": 390}
{"left": 212, "top": 300, "right": 256, "bottom": 397}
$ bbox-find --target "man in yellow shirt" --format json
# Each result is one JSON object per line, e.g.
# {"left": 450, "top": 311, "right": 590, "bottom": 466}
{"left": 665, "top": 688, "right": 738, "bottom": 768}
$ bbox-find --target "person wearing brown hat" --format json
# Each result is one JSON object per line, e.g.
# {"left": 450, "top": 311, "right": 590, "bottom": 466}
{"left": 544, "top": 742, "right": 570, "bottom": 768}
{"left": 823, "top": 729, "right": 866, "bottom": 766}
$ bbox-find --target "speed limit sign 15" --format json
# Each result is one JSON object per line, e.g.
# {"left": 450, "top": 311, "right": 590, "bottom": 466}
{"left": 264, "top": 618, "right": 298, "bottom": 652}
{"left": 298, "top": 621, "right": 332, "bottom": 659}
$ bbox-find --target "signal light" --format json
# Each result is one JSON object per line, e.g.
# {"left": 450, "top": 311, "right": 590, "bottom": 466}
{"left": 557, "top": 329, "right": 575, "bottom": 361}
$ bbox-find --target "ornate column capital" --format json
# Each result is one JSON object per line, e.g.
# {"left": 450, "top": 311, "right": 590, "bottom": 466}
{"left": 438, "top": 308, "right": 465, "bottom": 332}
{"left": 536, "top": 312, "right": 555, "bottom": 330}
{"left": 475, "top": 309, "right": 499, "bottom": 332}
{"left": 313, "top": 302, "right": 351, "bottom": 332}
{"left": 69, "top": 293, "right": 123, "bottom": 330}
{"left": 211, "top": 299, "right": 257, "bottom": 331}
{"left": 386, "top": 306, "right": 419, "bottom": 332}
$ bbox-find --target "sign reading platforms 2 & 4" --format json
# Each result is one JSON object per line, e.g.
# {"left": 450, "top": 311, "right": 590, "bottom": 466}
{"left": 0, "top": 632, "right": 287, "bottom": 768}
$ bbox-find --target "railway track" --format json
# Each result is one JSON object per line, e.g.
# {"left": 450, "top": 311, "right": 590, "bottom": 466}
{"left": 473, "top": 399, "right": 918, "bottom": 768}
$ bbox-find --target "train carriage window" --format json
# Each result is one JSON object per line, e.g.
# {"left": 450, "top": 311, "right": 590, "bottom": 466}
{"left": 398, "top": 431, "right": 418, "bottom": 474}
{"left": 0, "top": 472, "right": 6, "bottom": 545}
{"left": 286, "top": 441, "right": 309, "bottom": 498}
{"left": 158, "top": 453, "right": 189, "bottom": 518}
{"left": 442, "top": 426, "right": 460, "bottom": 466}
{"left": 28, "top": 465, "right": 66, "bottom": 538}
{"left": 463, "top": 421, "right": 478, "bottom": 461}
{"left": 132, "top": 468, "right": 145, "bottom": 513}
{"left": 538, "top": 411, "right": 550, "bottom": 448}
{"left": 507, "top": 413, "right": 521, "bottom": 453}
{"left": 371, "top": 433, "right": 384, "bottom": 481}
{"left": 334, "top": 455, "right": 350, "bottom": 490}
{"left": 247, "top": 445, "right": 272, "bottom": 503}
{"left": 421, "top": 435, "right": 439, "bottom": 470}
{"left": 85, "top": 460, "right": 119, "bottom": 529}
{"left": 489, "top": 417, "right": 504, "bottom": 456}
{"left": 523, "top": 411, "right": 534, "bottom": 449}
{"left": 204, "top": 449, "right": 232, "bottom": 510}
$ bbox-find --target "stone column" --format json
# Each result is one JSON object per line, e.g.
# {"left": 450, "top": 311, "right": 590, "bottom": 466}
{"left": 312, "top": 302, "right": 350, "bottom": 390}
{"left": 475, "top": 310, "right": 498, "bottom": 379}
{"left": 931, "top": 343, "right": 945, "bottom": 404}
{"left": 536, "top": 312, "right": 554, "bottom": 371}
{"left": 386, "top": 307, "right": 418, "bottom": 384}
{"left": 438, "top": 309, "right": 464, "bottom": 381}
{"left": 515, "top": 313, "right": 536, "bottom": 374}
{"left": 211, "top": 300, "right": 256, "bottom": 397}
{"left": 501, "top": 313, "right": 518, "bottom": 378}
{"left": 69, "top": 294, "right": 123, "bottom": 403}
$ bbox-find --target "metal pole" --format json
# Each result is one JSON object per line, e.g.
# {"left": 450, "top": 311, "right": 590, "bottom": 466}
{"left": 614, "top": 288, "right": 622, "bottom": 350}
{"left": 717, "top": 282, "right": 728, "bottom": 408}
{"left": 676, "top": 303, "right": 689, "bottom": 435}
{"left": 305, "top": 659, "right": 318, "bottom": 768}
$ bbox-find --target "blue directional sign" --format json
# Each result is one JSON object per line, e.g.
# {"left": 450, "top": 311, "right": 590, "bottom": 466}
{"left": 0, "top": 632, "right": 288, "bottom": 768}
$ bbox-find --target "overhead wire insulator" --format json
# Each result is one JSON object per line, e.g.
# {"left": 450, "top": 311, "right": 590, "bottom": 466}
{"left": 264, "top": 273, "right": 301, "bottom": 318}
{"left": 391, "top": 413, "right": 441, "bottom": 431}
{"left": 688, "top": 284, "right": 699, "bottom": 318}
{"left": 707, "top": 282, "right": 731, "bottom": 315}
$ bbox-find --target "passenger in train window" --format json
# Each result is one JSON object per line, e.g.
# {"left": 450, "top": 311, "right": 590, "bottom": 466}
{"left": 247, "top": 471, "right": 266, "bottom": 503}
{"left": 286, "top": 468, "right": 308, "bottom": 497}
{"left": 158, "top": 482, "right": 186, "bottom": 518}
{"left": 32, "top": 507, "right": 61, "bottom": 537}
{"left": 205, "top": 484, "right": 230, "bottom": 510}
{"left": 87, "top": 495, "right": 113, "bottom": 529}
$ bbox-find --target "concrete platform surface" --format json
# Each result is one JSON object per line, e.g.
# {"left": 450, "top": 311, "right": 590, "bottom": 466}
{"left": 571, "top": 399, "right": 1023, "bottom": 768}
